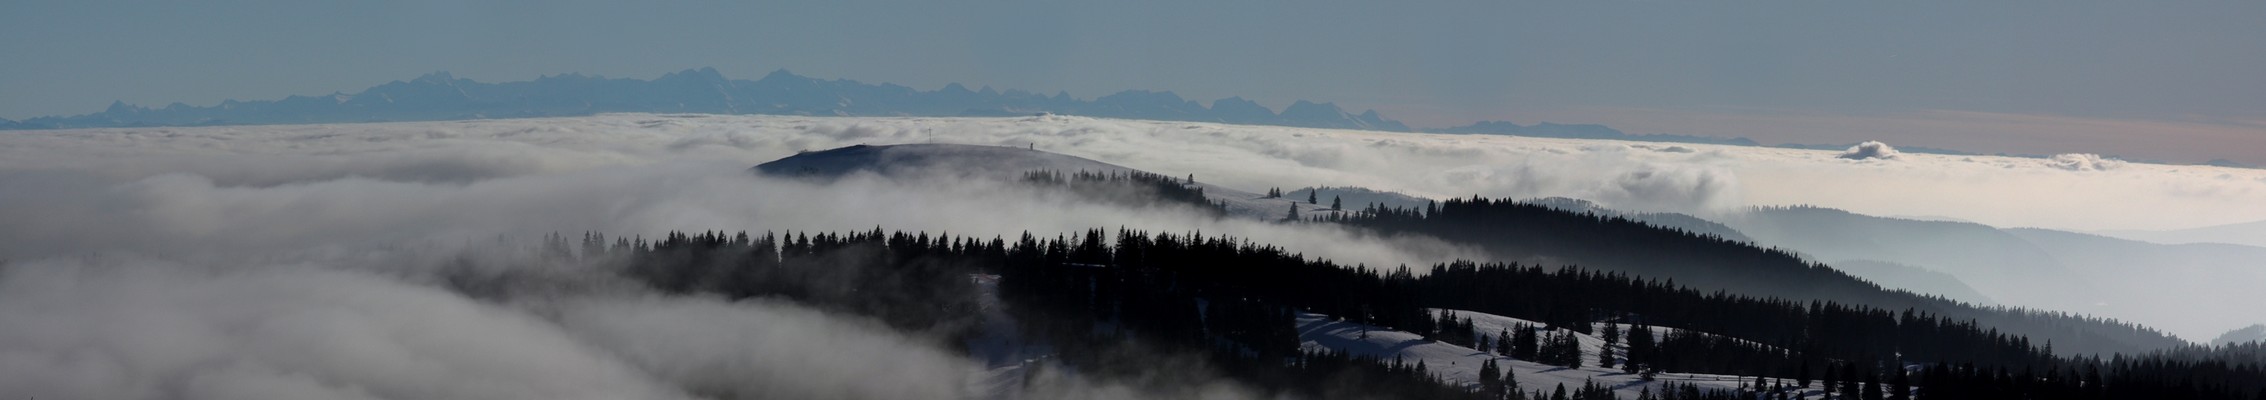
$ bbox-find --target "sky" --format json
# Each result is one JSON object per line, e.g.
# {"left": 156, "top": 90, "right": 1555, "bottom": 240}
{"left": 3, "top": 0, "right": 2263, "bottom": 163}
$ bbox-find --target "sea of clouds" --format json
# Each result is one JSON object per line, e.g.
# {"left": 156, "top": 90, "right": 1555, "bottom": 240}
{"left": 3, "top": 113, "right": 2262, "bottom": 399}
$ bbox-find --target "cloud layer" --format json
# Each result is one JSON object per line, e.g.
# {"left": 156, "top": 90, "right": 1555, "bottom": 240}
{"left": 9, "top": 114, "right": 2262, "bottom": 232}
{"left": 3, "top": 114, "right": 2263, "bottom": 398}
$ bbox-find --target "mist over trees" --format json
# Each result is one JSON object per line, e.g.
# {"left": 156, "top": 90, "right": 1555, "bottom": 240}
{"left": 550, "top": 222, "right": 2265, "bottom": 400}
{"left": 1315, "top": 197, "right": 2184, "bottom": 357}
{"left": 1020, "top": 170, "right": 1229, "bottom": 217}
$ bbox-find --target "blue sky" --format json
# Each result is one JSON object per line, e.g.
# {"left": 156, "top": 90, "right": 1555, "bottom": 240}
{"left": 4, "top": 1, "right": 2262, "bottom": 163}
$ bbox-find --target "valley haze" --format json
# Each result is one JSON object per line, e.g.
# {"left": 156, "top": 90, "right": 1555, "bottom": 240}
{"left": 3, "top": 109, "right": 2263, "bottom": 399}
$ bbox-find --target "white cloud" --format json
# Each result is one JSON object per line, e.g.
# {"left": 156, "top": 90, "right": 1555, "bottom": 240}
{"left": 0, "top": 259, "right": 688, "bottom": 400}
{"left": 2046, "top": 153, "right": 2127, "bottom": 171}
{"left": 1837, "top": 140, "right": 1902, "bottom": 160}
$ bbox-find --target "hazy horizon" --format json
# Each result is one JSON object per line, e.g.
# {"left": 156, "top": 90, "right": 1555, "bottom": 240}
{"left": 6, "top": 1, "right": 2263, "bottom": 164}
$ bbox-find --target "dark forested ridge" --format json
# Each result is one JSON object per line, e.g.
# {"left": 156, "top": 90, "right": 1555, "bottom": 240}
{"left": 1019, "top": 170, "right": 1228, "bottom": 217}
{"left": 546, "top": 225, "right": 2266, "bottom": 400}
{"left": 1317, "top": 197, "right": 2186, "bottom": 357}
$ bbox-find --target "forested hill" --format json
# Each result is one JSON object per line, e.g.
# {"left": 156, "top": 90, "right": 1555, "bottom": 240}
{"left": 566, "top": 228, "right": 2266, "bottom": 400}
{"left": 1320, "top": 198, "right": 2186, "bottom": 357}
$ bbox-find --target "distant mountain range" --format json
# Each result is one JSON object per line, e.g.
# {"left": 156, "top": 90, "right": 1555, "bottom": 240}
{"left": 6, "top": 68, "right": 2249, "bottom": 168}
{"left": 1, "top": 68, "right": 1412, "bottom": 132}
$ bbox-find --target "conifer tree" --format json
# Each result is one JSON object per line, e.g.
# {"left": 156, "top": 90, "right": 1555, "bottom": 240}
{"left": 1497, "top": 328, "right": 1513, "bottom": 357}
{"left": 1331, "top": 195, "right": 1342, "bottom": 210}
{"left": 1502, "top": 362, "right": 1520, "bottom": 397}
{"left": 1480, "top": 359, "right": 1502, "bottom": 395}
{"left": 1284, "top": 203, "right": 1300, "bottom": 221}
{"left": 1798, "top": 359, "right": 1814, "bottom": 388}
{"left": 1823, "top": 364, "right": 1838, "bottom": 399}
{"left": 1555, "top": 331, "right": 1584, "bottom": 368}
{"left": 1862, "top": 371, "right": 1883, "bottom": 400}
{"left": 1838, "top": 364, "right": 1859, "bottom": 399}
{"left": 1599, "top": 324, "right": 1620, "bottom": 369}
{"left": 1514, "top": 324, "right": 1540, "bottom": 361}
{"left": 1889, "top": 369, "right": 1910, "bottom": 400}
{"left": 1308, "top": 189, "right": 1318, "bottom": 204}
{"left": 1626, "top": 324, "right": 1655, "bottom": 371}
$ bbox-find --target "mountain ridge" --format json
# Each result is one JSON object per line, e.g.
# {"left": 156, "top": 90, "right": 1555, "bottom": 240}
{"left": 11, "top": 68, "right": 1413, "bottom": 133}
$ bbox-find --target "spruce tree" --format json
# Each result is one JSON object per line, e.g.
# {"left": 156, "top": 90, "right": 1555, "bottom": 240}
{"left": 1823, "top": 364, "right": 1838, "bottom": 398}
{"left": 1480, "top": 359, "right": 1502, "bottom": 396}
{"left": 1284, "top": 203, "right": 1300, "bottom": 221}
{"left": 1331, "top": 195, "right": 1342, "bottom": 210}
{"left": 1862, "top": 371, "right": 1883, "bottom": 400}
{"left": 1514, "top": 324, "right": 1540, "bottom": 361}
{"left": 1599, "top": 323, "right": 1621, "bottom": 369}
{"left": 1798, "top": 359, "right": 1814, "bottom": 388}
{"left": 1838, "top": 365, "right": 1859, "bottom": 399}
{"left": 1497, "top": 328, "right": 1513, "bottom": 357}
{"left": 1307, "top": 189, "right": 1317, "bottom": 204}
{"left": 1890, "top": 369, "right": 1910, "bottom": 400}
{"left": 1502, "top": 362, "right": 1519, "bottom": 397}
{"left": 1626, "top": 324, "right": 1655, "bottom": 372}
{"left": 1556, "top": 332, "right": 1584, "bottom": 368}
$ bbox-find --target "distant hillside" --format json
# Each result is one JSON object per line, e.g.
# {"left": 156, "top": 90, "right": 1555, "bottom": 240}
{"left": 2217, "top": 325, "right": 2266, "bottom": 346}
{"left": 1522, "top": 197, "right": 1754, "bottom": 243}
{"left": 2099, "top": 219, "right": 2266, "bottom": 248}
{"left": 8, "top": 68, "right": 1410, "bottom": 132}
{"left": 1828, "top": 259, "right": 1997, "bottom": 306}
{"left": 1327, "top": 199, "right": 2185, "bottom": 356}
{"left": 1722, "top": 206, "right": 2266, "bottom": 341}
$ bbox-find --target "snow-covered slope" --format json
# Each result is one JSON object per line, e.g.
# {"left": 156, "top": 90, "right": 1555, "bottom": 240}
{"left": 1297, "top": 309, "right": 1825, "bottom": 398}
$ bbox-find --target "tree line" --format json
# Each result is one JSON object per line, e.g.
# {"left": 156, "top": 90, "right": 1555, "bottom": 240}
{"left": 544, "top": 224, "right": 2266, "bottom": 399}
